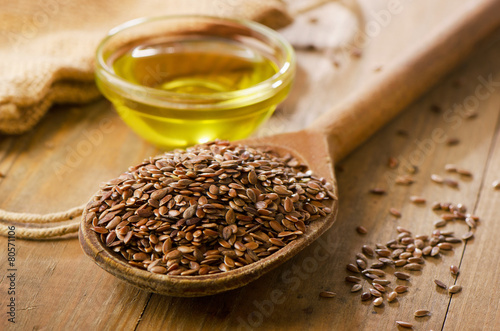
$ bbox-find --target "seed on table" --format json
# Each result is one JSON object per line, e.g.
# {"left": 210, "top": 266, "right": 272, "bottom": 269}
{"left": 410, "top": 196, "right": 426, "bottom": 204}
{"left": 444, "top": 178, "right": 459, "bottom": 188}
{"left": 345, "top": 276, "right": 362, "bottom": 283}
{"left": 448, "top": 285, "right": 462, "bottom": 294}
{"left": 404, "top": 263, "right": 423, "bottom": 271}
{"left": 493, "top": 180, "right": 500, "bottom": 189}
{"left": 447, "top": 137, "right": 460, "bottom": 145}
{"left": 465, "top": 217, "right": 477, "bottom": 228}
{"left": 351, "top": 284, "right": 363, "bottom": 292}
{"left": 394, "top": 285, "right": 408, "bottom": 293}
{"left": 438, "top": 243, "right": 453, "bottom": 250}
{"left": 387, "top": 291, "right": 397, "bottom": 302}
{"left": 375, "top": 249, "right": 391, "bottom": 257}
{"left": 462, "top": 231, "right": 474, "bottom": 240}
{"left": 395, "top": 259, "right": 407, "bottom": 267}
{"left": 319, "top": 291, "right": 337, "bottom": 298}
{"left": 456, "top": 168, "right": 472, "bottom": 176}
{"left": 396, "top": 321, "right": 414, "bottom": 328}
{"left": 431, "top": 201, "right": 442, "bottom": 210}
{"left": 373, "top": 279, "right": 391, "bottom": 286}
{"left": 388, "top": 157, "right": 399, "bottom": 168}
{"left": 431, "top": 174, "right": 444, "bottom": 183}
{"left": 395, "top": 175, "right": 415, "bottom": 185}
{"left": 347, "top": 263, "right": 360, "bottom": 273}
{"left": 441, "top": 213, "right": 456, "bottom": 221}
{"left": 356, "top": 226, "right": 368, "bottom": 234}
{"left": 450, "top": 265, "right": 459, "bottom": 275}
{"left": 422, "top": 246, "right": 432, "bottom": 256}
{"left": 379, "top": 258, "right": 395, "bottom": 265}
{"left": 364, "top": 273, "right": 379, "bottom": 281}
{"left": 369, "top": 188, "right": 386, "bottom": 195}
{"left": 394, "top": 272, "right": 410, "bottom": 280}
{"left": 431, "top": 246, "right": 440, "bottom": 256}
{"left": 445, "top": 237, "right": 462, "bottom": 243}
{"left": 373, "top": 283, "right": 386, "bottom": 292}
{"left": 414, "top": 309, "right": 431, "bottom": 317}
{"left": 390, "top": 208, "right": 402, "bottom": 217}
{"left": 400, "top": 252, "right": 412, "bottom": 259}
{"left": 434, "top": 279, "right": 447, "bottom": 289}
{"left": 440, "top": 202, "right": 452, "bottom": 210}
{"left": 362, "top": 245, "right": 375, "bottom": 257}
{"left": 363, "top": 269, "right": 386, "bottom": 277}
{"left": 373, "top": 297, "right": 384, "bottom": 306}
{"left": 361, "top": 292, "right": 372, "bottom": 301}
{"left": 434, "top": 219, "right": 447, "bottom": 228}
{"left": 150, "top": 266, "right": 167, "bottom": 274}
{"left": 445, "top": 164, "right": 457, "bottom": 172}
{"left": 408, "top": 257, "right": 424, "bottom": 264}
{"left": 356, "top": 259, "right": 367, "bottom": 270}
{"left": 369, "top": 288, "right": 382, "bottom": 297}
{"left": 396, "top": 226, "right": 411, "bottom": 234}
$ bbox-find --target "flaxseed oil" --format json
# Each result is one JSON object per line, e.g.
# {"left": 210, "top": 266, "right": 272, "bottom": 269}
{"left": 98, "top": 37, "right": 292, "bottom": 148}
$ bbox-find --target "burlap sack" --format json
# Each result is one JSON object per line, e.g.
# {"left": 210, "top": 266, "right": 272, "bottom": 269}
{"left": 0, "top": 0, "right": 292, "bottom": 134}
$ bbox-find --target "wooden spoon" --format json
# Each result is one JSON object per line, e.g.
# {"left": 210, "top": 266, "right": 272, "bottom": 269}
{"left": 79, "top": 0, "right": 500, "bottom": 297}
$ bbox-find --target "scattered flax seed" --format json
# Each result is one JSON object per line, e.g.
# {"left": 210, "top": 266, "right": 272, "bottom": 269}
{"left": 373, "top": 283, "right": 386, "bottom": 292}
{"left": 373, "top": 279, "right": 391, "bottom": 286}
{"left": 369, "top": 288, "right": 382, "bottom": 297}
{"left": 389, "top": 208, "right": 402, "bottom": 217}
{"left": 319, "top": 291, "right": 337, "bottom": 298}
{"left": 414, "top": 309, "right": 430, "bottom": 317}
{"left": 387, "top": 291, "right": 397, "bottom": 302}
{"left": 446, "top": 137, "right": 460, "bottom": 146}
{"left": 345, "top": 276, "right": 362, "bottom": 283}
{"left": 394, "top": 285, "right": 409, "bottom": 294}
{"left": 450, "top": 265, "right": 459, "bottom": 276}
{"left": 437, "top": 243, "right": 453, "bottom": 250}
{"left": 434, "top": 219, "right": 447, "bottom": 228}
{"left": 356, "top": 226, "right": 368, "bottom": 234}
{"left": 394, "top": 272, "right": 410, "bottom": 280}
{"left": 434, "top": 279, "right": 447, "bottom": 289}
{"left": 465, "top": 217, "right": 477, "bottom": 228}
{"left": 445, "top": 164, "right": 458, "bottom": 172}
{"left": 448, "top": 285, "right": 462, "bottom": 294}
{"left": 493, "top": 180, "right": 500, "bottom": 189}
{"left": 369, "top": 188, "right": 386, "bottom": 195}
{"left": 444, "top": 178, "right": 459, "bottom": 188}
{"left": 431, "top": 202, "right": 441, "bottom": 210}
{"left": 396, "top": 321, "right": 414, "bottom": 328}
{"left": 410, "top": 196, "right": 426, "bottom": 204}
{"left": 430, "top": 174, "right": 444, "bottom": 184}
{"left": 362, "top": 245, "right": 375, "bottom": 257}
{"left": 351, "top": 284, "right": 362, "bottom": 292}
{"left": 430, "top": 246, "right": 440, "bottom": 257}
{"left": 373, "top": 297, "right": 384, "bottom": 306}
{"left": 462, "top": 231, "right": 474, "bottom": 240}
{"left": 456, "top": 168, "right": 472, "bottom": 177}
{"left": 395, "top": 175, "right": 415, "bottom": 185}
{"left": 361, "top": 292, "right": 371, "bottom": 301}
{"left": 388, "top": 157, "right": 399, "bottom": 168}
{"left": 346, "top": 263, "right": 360, "bottom": 273}
{"left": 0, "top": 171, "right": 4, "bottom": 178}
{"left": 396, "top": 226, "right": 411, "bottom": 234}
{"left": 404, "top": 263, "right": 423, "bottom": 271}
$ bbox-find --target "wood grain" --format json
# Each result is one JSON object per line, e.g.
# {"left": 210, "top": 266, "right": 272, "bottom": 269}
{"left": 1, "top": 0, "right": 500, "bottom": 330}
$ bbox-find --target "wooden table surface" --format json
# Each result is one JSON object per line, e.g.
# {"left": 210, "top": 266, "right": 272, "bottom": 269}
{"left": 1, "top": 0, "right": 500, "bottom": 330}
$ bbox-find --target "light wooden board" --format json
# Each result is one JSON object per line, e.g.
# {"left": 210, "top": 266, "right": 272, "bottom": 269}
{"left": 1, "top": 0, "right": 500, "bottom": 330}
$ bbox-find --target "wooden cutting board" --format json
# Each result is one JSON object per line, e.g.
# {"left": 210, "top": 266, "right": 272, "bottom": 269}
{"left": 1, "top": 0, "right": 500, "bottom": 329}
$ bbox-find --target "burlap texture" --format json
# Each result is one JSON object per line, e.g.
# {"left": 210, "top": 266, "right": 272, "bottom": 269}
{"left": 0, "top": 0, "right": 291, "bottom": 134}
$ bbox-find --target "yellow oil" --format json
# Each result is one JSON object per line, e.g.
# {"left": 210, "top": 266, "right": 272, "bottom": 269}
{"left": 98, "top": 37, "right": 291, "bottom": 149}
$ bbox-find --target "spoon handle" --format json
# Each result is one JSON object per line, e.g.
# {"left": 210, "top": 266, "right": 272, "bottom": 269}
{"left": 310, "top": 0, "right": 500, "bottom": 161}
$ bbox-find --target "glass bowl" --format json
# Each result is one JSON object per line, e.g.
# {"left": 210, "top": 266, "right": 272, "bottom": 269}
{"left": 95, "top": 15, "right": 296, "bottom": 149}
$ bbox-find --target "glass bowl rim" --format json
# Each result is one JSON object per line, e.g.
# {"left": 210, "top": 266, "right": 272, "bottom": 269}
{"left": 95, "top": 15, "right": 296, "bottom": 106}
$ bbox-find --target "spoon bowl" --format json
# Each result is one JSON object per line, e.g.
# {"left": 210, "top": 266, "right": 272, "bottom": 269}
{"left": 80, "top": 0, "right": 500, "bottom": 296}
